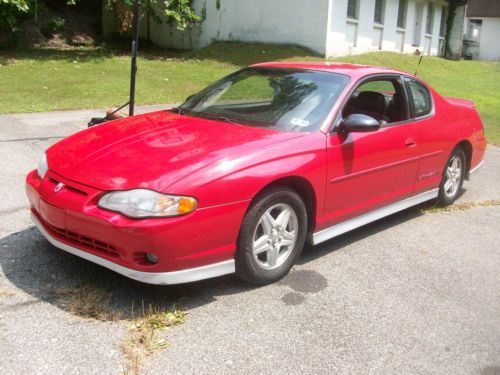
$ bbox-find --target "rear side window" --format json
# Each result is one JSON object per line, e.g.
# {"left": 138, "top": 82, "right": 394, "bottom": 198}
{"left": 405, "top": 79, "right": 432, "bottom": 117}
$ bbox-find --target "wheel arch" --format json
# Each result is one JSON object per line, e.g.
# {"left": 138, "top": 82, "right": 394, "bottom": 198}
{"left": 455, "top": 140, "right": 473, "bottom": 179}
{"left": 250, "top": 176, "right": 318, "bottom": 233}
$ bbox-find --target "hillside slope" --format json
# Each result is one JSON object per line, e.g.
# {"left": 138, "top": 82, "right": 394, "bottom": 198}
{"left": 0, "top": 42, "right": 498, "bottom": 142}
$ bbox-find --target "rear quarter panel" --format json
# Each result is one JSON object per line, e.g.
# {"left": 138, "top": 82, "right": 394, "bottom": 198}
{"left": 440, "top": 93, "right": 487, "bottom": 169}
{"left": 413, "top": 85, "right": 486, "bottom": 195}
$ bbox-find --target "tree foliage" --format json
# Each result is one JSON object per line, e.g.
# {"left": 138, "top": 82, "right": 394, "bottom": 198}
{"left": 1, "top": 0, "right": 200, "bottom": 36}
{"left": 163, "top": 0, "right": 200, "bottom": 31}
{"left": 0, "top": 0, "right": 78, "bottom": 33}
{"left": 0, "top": 0, "right": 30, "bottom": 32}
{"left": 106, "top": 0, "right": 201, "bottom": 33}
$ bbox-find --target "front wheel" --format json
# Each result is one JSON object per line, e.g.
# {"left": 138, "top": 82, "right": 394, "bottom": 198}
{"left": 236, "top": 187, "right": 307, "bottom": 285}
{"left": 437, "top": 147, "right": 466, "bottom": 206}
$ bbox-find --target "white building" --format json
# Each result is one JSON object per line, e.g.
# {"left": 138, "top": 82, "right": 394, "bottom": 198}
{"left": 462, "top": 0, "right": 500, "bottom": 60}
{"left": 104, "top": 0, "right": 449, "bottom": 58}
{"left": 327, "top": 0, "right": 448, "bottom": 56}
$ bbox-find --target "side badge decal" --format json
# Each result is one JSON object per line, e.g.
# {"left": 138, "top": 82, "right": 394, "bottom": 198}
{"left": 54, "top": 182, "right": 64, "bottom": 193}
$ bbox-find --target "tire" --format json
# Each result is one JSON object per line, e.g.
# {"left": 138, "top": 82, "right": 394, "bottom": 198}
{"left": 236, "top": 187, "right": 307, "bottom": 285}
{"left": 437, "top": 147, "right": 466, "bottom": 206}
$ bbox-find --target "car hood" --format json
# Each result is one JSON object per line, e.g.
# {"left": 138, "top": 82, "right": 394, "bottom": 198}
{"left": 47, "top": 111, "right": 302, "bottom": 192}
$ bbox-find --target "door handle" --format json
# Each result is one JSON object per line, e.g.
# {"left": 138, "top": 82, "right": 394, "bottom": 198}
{"left": 405, "top": 138, "right": 417, "bottom": 148}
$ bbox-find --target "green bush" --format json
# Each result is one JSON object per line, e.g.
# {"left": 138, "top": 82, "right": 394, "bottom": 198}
{"left": 0, "top": 0, "right": 30, "bottom": 33}
{"left": 106, "top": 0, "right": 201, "bottom": 32}
{"left": 42, "top": 16, "right": 65, "bottom": 36}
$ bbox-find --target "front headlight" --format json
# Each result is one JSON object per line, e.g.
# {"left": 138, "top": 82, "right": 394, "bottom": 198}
{"left": 98, "top": 189, "right": 198, "bottom": 218}
{"left": 37, "top": 154, "right": 48, "bottom": 179}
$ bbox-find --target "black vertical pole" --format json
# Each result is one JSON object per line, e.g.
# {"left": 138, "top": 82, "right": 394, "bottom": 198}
{"left": 147, "top": 0, "right": 151, "bottom": 42}
{"left": 129, "top": 0, "right": 141, "bottom": 116}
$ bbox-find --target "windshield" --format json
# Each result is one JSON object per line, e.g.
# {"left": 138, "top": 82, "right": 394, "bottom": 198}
{"left": 179, "top": 68, "right": 350, "bottom": 132}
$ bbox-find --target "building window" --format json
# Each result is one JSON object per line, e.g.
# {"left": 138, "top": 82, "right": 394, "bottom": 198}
{"left": 347, "top": 0, "right": 358, "bottom": 20}
{"left": 439, "top": 6, "right": 447, "bottom": 37}
{"left": 374, "top": 0, "right": 385, "bottom": 24}
{"left": 397, "top": 0, "right": 407, "bottom": 28}
{"left": 466, "top": 19, "right": 482, "bottom": 41}
{"left": 425, "top": 1, "right": 434, "bottom": 34}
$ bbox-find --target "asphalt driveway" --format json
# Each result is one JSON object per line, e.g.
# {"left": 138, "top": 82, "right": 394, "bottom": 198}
{"left": 0, "top": 108, "right": 499, "bottom": 375}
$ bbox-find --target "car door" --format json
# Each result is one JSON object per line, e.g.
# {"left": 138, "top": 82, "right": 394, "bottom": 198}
{"left": 321, "top": 75, "right": 421, "bottom": 228}
{"left": 403, "top": 77, "right": 445, "bottom": 195}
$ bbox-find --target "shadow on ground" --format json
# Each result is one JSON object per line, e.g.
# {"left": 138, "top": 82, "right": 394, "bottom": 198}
{"left": 0, "top": 226, "right": 252, "bottom": 318}
{"left": 0, "top": 201, "right": 434, "bottom": 319}
{"left": 298, "top": 205, "right": 425, "bottom": 265}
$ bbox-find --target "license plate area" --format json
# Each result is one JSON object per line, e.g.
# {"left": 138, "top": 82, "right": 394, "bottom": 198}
{"left": 39, "top": 199, "right": 66, "bottom": 229}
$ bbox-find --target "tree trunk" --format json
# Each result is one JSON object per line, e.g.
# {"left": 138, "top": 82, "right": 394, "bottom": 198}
{"left": 445, "top": 0, "right": 467, "bottom": 60}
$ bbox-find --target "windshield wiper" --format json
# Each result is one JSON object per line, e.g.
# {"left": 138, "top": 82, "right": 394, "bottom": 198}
{"left": 172, "top": 109, "right": 242, "bottom": 125}
{"left": 171, "top": 106, "right": 187, "bottom": 115}
{"left": 202, "top": 115, "right": 241, "bottom": 125}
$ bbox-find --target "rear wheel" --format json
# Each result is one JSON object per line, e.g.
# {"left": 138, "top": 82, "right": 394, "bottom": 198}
{"left": 437, "top": 147, "right": 466, "bottom": 206}
{"left": 236, "top": 187, "right": 307, "bottom": 285}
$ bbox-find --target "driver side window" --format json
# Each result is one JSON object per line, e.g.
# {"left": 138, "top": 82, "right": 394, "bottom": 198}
{"left": 342, "top": 78, "right": 408, "bottom": 124}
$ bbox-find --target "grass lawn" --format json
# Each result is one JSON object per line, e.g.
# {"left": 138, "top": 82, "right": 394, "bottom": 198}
{"left": 1, "top": 42, "right": 499, "bottom": 143}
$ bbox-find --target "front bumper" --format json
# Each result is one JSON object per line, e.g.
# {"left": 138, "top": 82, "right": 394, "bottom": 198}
{"left": 32, "top": 213, "right": 234, "bottom": 285}
{"left": 26, "top": 169, "right": 248, "bottom": 284}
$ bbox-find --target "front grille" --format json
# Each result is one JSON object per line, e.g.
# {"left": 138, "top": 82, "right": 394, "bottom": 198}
{"left": 47, "top": 177, "right": 88, "bottom": 196}
{"left": 41, "top": 217, "right": 120, "bottom": 258}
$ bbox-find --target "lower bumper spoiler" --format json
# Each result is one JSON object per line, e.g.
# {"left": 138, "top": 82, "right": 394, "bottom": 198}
{"left": 31, "top": 214, "right": 235, "bottom": 285}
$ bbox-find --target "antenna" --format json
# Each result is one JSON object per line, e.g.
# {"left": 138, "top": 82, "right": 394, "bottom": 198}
{"left": 414, "top": 54, "right": 424, "bottom": 76}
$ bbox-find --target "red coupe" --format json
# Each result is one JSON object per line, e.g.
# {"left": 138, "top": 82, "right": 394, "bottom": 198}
{"left": 26, "top": 62, "right": 487, "bottom": 285}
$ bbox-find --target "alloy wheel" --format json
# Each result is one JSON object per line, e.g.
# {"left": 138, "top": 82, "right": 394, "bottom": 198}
{"left": 444, "top": 154, "right": 463, "bottom": 198}
{"left": 252, "top": 203, "right": 298, "bottom": 270}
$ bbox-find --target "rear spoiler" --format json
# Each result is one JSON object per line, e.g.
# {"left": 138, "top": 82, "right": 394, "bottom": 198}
{"left": 444, "top": 97, "right": 476, "bottom": 109}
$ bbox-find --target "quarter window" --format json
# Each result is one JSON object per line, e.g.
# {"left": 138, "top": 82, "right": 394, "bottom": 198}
{"left": 405, "top": 79, "right": 432, "bottom": 117}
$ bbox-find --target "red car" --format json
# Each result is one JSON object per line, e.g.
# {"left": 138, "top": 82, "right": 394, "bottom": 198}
{"left": 26, "top": 62, "right": 487, "bottom": 285}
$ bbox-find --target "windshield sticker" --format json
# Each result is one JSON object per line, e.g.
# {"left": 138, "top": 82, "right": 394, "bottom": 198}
{"left": 291, "top": 118, "right": 310, "bottom": 127}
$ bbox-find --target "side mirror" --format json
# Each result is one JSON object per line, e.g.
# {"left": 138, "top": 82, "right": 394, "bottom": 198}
{"left": 341, "top": 114, "right": 381, "bottom": 133}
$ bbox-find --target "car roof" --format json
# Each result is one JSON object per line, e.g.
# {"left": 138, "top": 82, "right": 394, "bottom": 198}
{"left": 250, "top": 61, "right": 414, "bottom": 80}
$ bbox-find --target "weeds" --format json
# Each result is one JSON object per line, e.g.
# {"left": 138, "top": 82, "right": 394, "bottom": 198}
{"left": 54, "top": 284, "right": 121, "bottom": 321}
{"left": 0, "top": 289, "right": 16, "bottom": 298}
{"left": 421, "top": 199, "right": 500, "bottom": 214}
{"left": 52, "top": 285, "right": 186, "bottom": 374}
{"left": 122, "top": 302, "right": 187, "bottom": 374}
